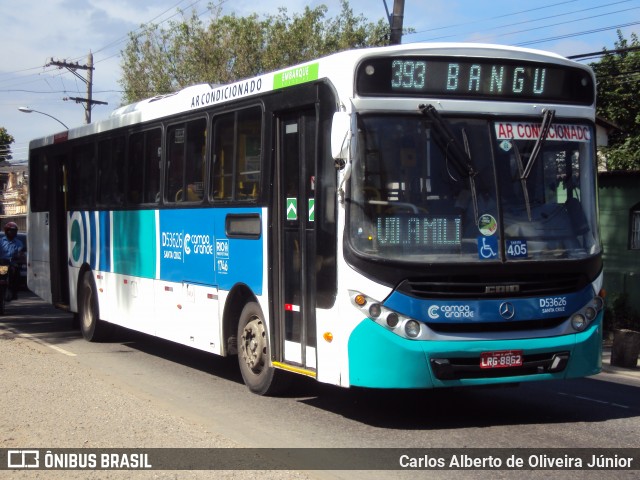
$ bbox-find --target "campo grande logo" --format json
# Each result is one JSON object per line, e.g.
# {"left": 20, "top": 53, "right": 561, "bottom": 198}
{"left": 69, "top": 212, "right": 85, "bottom": 267}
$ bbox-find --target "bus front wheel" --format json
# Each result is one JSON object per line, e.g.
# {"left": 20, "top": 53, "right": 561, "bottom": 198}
{"left": 78, "top": 271, "right": 112, "bottom": 342}
{"left": 237, "top": 302, "right": 288, "bottom": 395}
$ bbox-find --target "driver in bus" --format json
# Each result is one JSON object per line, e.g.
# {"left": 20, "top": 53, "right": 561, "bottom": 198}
{"left": 0, "top": 222, "right": 25, "bottom": 301}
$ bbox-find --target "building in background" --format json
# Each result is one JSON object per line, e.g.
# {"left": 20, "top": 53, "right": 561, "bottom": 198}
{"left": 0, "top": 164, "right": 28, "bottom": 231}
{"left": 598, "top": 170, "right": 640, "bottom": 313}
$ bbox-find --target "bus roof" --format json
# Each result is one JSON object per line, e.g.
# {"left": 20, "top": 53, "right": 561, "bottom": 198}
{"left": 27, "top": 42, "right": 591, "bottom": 149}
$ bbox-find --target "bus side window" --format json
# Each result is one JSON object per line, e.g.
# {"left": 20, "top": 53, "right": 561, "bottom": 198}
{"left": 210, "top": 106, "right": 262, "bottom": 202}
{"left": 184, "top": 118, "right": 206, "bottom": 202}
{"left": 236, "top": 108, "right": 262, "bottom": 200}
{"left": 211, "top": 113, "right": 234, "bottom": 201}
{"left": 167, "top": 118, "right": 206, "bottom": 203}
{"left": 69, "top": 143, "right": 96, "bottom": 210}
{"left": 30, "top": 152, "right": 49, "bottom": 213}
{"left": 97, "top": 136, "right": 126, "bottom": 208}
{"left": 143, "top": 129, "right": 161, "bottom": 204}
{"left": 127, "top": 128, "right": 161, "bottom": 206}
{"left": 166, "top": 126, "right": 186, "bottom": 203}
{"left": 127, "top": 132, "right": 144, "bottom": 205}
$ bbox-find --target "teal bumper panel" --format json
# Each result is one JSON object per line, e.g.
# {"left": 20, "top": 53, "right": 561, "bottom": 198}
{"left": 348, "top": 320, "right": 434, "bottom": 388}
{"left": 347, "top": 314, "right": 603, "bottom": 389}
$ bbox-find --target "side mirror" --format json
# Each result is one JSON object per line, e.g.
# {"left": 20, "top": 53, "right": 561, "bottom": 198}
{"left": 331, "top": 111, "right": 350, "bottom": 160}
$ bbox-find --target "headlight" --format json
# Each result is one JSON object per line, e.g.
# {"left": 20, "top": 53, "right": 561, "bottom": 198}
{"left": 571, "top": 313, "right": 587, "bottom": 331}
{"left": 591, "top": 296, "right": 605, "bottom": 311}
{"left": 349, "top": 290, "right": 423, "bottom": 340}
{"left": 569, "top": 295, "right": 605, "bottom": 333}
{"left": 405, "top": 320, "right": 421, "bottom": 338}
{"left": 584, "top": 306, "right": 597, "bottom": 322}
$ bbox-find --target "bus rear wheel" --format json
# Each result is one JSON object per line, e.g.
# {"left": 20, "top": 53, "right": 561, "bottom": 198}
{"left": 237, "top": 302, "right": 288, "bottom": 395}
{"left": 78, "top": 271, "right": 112, "bottom": 342}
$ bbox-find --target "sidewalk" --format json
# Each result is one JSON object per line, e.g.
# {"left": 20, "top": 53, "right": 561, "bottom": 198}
{"left": 601, "top": 343, "right": 640, "bottom": 380}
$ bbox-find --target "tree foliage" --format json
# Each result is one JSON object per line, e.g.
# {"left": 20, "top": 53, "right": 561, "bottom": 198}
{"left": 120, "top": 1, "right": 390, "bottom": 104}
{"left": 0, "top": 127, "right": 15, "bottom": 162}
{"left": 591, "top": 31, "right": 640, "bottom": 170}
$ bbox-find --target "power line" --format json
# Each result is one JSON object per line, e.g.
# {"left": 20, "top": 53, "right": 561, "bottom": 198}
{"left": 1, "top": 1, "right": 636, "bottom": 104}
{"left": 92, "top": 0, "right": 205, "bottom": 58}
{"left": 92, "top": 0, "right": 230, "bottom": 66}
{"left": 568, "top": 46, "right": 640, "bottom": 60}
{"left": 0, "top": 1, "right": 208, "bottom": 92}
{"left": 517, "top": 21, "right": 640, "bottom": 46}
{"left": 419, "top": 6, "right": 640, "bottom": 43}
{"left": 409, "top": 0, "right": 582, "bottom": 36}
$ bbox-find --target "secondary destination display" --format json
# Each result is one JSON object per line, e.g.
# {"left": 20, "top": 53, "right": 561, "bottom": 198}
{"left": 376, "top": 215, "right": 461, "bottom": 249}
{"left": 356, "top": 57, "right": 594, "bottom": 105}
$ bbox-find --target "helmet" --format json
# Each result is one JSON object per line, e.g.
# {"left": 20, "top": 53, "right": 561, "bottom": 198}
{"left": 4, "top": 222, "right": 18, "bottom": 235}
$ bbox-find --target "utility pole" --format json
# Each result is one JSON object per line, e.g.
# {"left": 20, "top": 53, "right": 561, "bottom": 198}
{"left": 383, "top": 0, "right": 405, "bottom": 45}
{"left": 46, "top": 51, "right": 107, "bottom": 124}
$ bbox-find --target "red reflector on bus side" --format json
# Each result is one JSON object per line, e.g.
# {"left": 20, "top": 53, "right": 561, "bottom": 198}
{"left": 53, "top": 131, "right": 68, "bottom": 143}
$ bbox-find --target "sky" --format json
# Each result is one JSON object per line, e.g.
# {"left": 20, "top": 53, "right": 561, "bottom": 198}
{"left": 1, "top": 0, "right": 638, "bottom": 163}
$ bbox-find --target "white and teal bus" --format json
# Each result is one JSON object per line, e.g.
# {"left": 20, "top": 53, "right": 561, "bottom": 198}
{"left": 27, "top": 43, "right": 604, "bottom": 395}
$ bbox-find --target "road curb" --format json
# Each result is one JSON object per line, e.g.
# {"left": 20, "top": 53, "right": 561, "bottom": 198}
{"left": 601, "top": 345, "right": 640, "bottom": 380}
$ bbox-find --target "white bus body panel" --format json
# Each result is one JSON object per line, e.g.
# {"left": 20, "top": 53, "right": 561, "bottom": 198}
{"left": 27, "top": 212, "right": 52, "bottom": 304}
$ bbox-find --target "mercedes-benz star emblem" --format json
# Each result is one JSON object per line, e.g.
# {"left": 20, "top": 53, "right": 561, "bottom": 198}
{"left": 499, "top": 302, "right": 515, "bottom": 320}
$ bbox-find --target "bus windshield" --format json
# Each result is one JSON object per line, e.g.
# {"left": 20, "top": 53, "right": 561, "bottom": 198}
{"left": 347, "top": 114, "right": 600, "bottom": 263}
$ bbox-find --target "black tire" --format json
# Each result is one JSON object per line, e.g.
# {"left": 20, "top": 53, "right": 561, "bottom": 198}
{"left": 237, "top": 302, "right": 289, "bottom": 395}
{"left": 78, "top": 271, "right": 112, "bottom": 342}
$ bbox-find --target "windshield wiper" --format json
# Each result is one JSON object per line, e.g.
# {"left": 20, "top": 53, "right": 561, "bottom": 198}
{"left": 523, "top": 108, "right": 555, "bottom": 180}
{"left": 512, "top": 108, "right": 556, "bottom": 221}
{"left": 420, "top": 104, "right": 477, "bottom": 178}
{"left": 419, "top": 104, "right": 479, "bottom": 219}
{"left": 511, "top": 140, "right": 532, "bottom": 221}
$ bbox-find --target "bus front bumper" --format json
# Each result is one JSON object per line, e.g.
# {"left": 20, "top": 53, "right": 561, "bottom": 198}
{"left": 347, "top": 315, "right": 602, "bottom": 389}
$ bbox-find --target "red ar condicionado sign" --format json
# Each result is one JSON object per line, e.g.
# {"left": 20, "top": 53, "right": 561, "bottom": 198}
{"left": 495, "top": 122, "right": 591, "bottom": 142}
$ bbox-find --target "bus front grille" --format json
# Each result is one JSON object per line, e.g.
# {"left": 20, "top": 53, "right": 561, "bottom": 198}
{"left": 398, "top": 273, "right": 587, "bottom": 299}
{"left": 426, "top": 317, "right": 566, "bottom": 334}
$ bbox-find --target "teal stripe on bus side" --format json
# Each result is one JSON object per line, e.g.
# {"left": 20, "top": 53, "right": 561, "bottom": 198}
{"left": 99, "top": 211, "right": 111, "bottom": 272}
{"left": 89, "top": 211, "right": 97, "bottom": 269}
{"left": 112, "top": 210, "right": 157, "bottom": 278}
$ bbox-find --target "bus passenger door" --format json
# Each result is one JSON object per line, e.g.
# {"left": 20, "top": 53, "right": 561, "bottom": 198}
{"left": 49, "top": 153, "right": 70, "bottom": 306}
{"left": 275, "top": 108, "right": 318, "bottom": 372}
{"left": 29, "top": 150, "right": 69, "bottom": 306}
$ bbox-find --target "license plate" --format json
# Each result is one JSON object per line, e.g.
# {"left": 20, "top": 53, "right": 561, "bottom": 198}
{"left": 480, "top": 350, "right": 523, "bottom": 369}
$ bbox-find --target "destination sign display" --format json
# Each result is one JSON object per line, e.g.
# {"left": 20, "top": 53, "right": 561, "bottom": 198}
{"left": 376, "top": 214, "right": 461, "bottom": 249}
{"left": 356, "top": 57, "right": 594, "bottom": 105}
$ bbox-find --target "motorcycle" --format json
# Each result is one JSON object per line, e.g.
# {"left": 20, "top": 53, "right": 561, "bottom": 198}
{"left": 0, "top": 258, "right": 10, "bottom": 315}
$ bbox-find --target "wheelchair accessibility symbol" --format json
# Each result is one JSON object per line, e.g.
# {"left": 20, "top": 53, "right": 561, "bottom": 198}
{"left": 478, "top": 236, "right": 498, "bottom": 259}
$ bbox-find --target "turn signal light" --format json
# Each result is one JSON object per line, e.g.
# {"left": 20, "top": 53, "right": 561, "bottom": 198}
{"left": 354, "top": 294, "right": 367, "bottom": 307}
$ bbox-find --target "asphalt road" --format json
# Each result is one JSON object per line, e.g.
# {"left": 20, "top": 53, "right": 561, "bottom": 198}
{"left": 1, "top": 292, "right": 639, "bottom": 480}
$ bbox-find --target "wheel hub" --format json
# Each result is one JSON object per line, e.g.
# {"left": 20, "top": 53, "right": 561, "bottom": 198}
{"left": 241, "top": 316, "right": 266, "bottom": 372}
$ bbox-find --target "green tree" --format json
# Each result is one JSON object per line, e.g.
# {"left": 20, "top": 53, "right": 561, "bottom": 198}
{"left": 120, "top": 1, "right": 391, "bottom": 104}
{"left": 591, "top": 31, "right": 640, "bottom": 170}
{"left": 0, "top": 127, "right": 15, "bottom": 162}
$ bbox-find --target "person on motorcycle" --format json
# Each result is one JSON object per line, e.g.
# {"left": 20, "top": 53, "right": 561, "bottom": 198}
{"left": 0, "top": 222, "right": 24, "bottom": 301}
